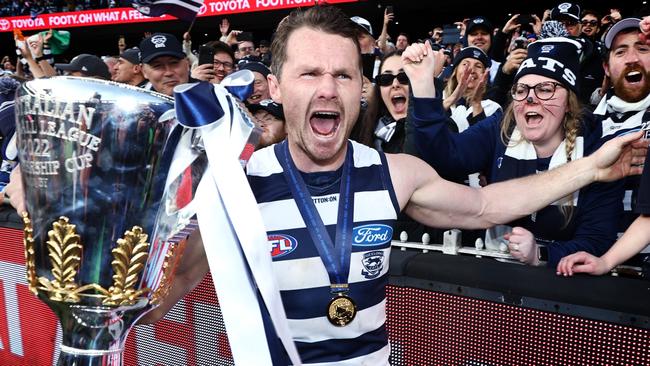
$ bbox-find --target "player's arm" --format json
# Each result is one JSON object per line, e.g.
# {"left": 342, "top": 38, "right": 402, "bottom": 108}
{"left": 388, "top": 132, "right": 646, "bottom": 230}
{"left": 139, "top": 229, "right": 209, "bottom": 324}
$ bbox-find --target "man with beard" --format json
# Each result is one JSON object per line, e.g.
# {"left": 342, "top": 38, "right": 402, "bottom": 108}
{"left": 593, "top": 18, "right": 650, "bottom": 241}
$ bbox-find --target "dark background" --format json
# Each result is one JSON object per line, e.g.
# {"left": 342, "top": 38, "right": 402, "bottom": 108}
{"left": 2, "top": 0, "right": 649, "bottom": 60}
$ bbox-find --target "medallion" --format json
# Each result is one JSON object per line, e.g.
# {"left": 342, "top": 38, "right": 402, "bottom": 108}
{"left": 327, "top": 294, "right": 357, "bottom": 327}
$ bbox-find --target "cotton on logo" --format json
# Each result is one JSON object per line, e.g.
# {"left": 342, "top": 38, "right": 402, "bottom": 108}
{"left": 0, "top": 19, "right": 11, "bottom": 31}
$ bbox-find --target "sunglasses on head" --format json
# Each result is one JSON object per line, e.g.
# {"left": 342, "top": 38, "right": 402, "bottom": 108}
{"left": 581, "top": 20, "right": 598, "bottom": 26}
{"left": 375, "top": 72, "right": 409, "bottom": 87}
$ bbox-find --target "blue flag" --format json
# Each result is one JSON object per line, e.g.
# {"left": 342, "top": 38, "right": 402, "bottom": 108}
{"left": 131, "top": 0, "right": 204, "bottom": 22}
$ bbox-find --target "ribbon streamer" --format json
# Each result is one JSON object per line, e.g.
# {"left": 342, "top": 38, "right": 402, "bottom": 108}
{"left": 166, "top": 77, "right": 301, "bottom": 365}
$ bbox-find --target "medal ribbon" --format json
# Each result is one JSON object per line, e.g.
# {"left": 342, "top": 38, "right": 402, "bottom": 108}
{"left": 276, "top": 141, "right": 354, "bottom": 295}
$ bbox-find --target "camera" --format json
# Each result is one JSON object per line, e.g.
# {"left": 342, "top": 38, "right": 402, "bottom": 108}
{"left": 513, "top": 36, "right": 527, "bottom": 50}
{"left": 429, "top": 41, "right": 452, "bottom": 56}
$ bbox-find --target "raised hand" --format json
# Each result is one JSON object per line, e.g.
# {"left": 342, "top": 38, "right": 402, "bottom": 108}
{"left": 402, "top": 41, "right": 444, "bottom": 98}
{"left": 639, "top": 16, "right": 650, "bottom": 45}
{"left": 503, "top": 14, "right": 521, "bottom": 34}
{"left": 191, "top": 63, "right": 215, "bottom": 82}
{"left": 383, "top": 8, "right": 394, "bottom": 25}
{"left": 225, "top": 30, "right": 242, "bottom": 45}
{"left": 443, "top": 67, "right": 472, "bottom": 110}
{"left": 502, "top": 48, "right": 528, "bottom": 75}
{"left": 220, "top": 18, "right": 230, "bottom": 36}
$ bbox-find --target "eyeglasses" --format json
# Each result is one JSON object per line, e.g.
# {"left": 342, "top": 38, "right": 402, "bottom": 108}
{"left": 511, "top": 82, "right": 564, "bottom": 101}
{"left": 239, "top": 46, "right": 254, "bottom": 52}
{"left": 375, "top": 72, "right": 409, "bottom": 87}
{"left": 214, "top": 60, "right": 234, "bottom": 69}
{"left": 581, "top": 20, "right": 598, "bottom": 26}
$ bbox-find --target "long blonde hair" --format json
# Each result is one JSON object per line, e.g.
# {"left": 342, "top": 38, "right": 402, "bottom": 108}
{"left": 499, "top": 91, "right": 583, "bottom": 226}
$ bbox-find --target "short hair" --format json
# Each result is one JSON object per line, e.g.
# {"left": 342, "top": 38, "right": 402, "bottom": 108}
{"left": 206, "top": 40, "right": 235, "bottom": 62}
{"left": 581, "top": 9, "right": 599, "bottom": 19}
{"left": 270, "top": 5, "right": 362, "bottom": 79}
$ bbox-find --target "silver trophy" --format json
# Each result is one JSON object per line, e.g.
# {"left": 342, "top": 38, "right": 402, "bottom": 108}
{"left": 15, "top": 77, "right": 187, "bottom": 365}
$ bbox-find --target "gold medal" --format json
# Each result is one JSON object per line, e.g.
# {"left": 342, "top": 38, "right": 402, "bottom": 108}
{"left": 327, "top": 294, "right": 357, "bottom": 327}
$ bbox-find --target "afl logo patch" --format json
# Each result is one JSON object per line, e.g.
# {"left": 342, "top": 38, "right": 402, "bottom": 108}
{"left": 268, "top": 234, "right": 298, "bottom": 258}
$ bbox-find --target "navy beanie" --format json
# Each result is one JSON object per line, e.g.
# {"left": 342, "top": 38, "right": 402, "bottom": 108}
{"left": 514, "top": 37, "right": 582, "bottom": 95}
{"left": 451, "top": 46, "right": 491, "bottom": 71}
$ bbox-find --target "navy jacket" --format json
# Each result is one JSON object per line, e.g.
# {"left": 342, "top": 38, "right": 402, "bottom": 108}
{"left": 408, "top": 96, "right": 623, "bottom": 267}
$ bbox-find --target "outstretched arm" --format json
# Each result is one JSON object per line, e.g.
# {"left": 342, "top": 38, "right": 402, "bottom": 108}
{"left": 556, "top": 215, "right": 650, "bottom": 276}
{"left": 388, "top": 131, "right": 647, "bottom": 230}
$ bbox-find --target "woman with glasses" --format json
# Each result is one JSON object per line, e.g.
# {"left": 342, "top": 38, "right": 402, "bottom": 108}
{"left": 443, "top": 46, "right": 502, "bottom": 134}
{"left": 405, "top": 38, "right": 623, "bottom": 267}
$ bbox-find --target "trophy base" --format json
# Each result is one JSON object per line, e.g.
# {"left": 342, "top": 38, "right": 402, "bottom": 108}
{"left": 44, "top": 296, "right": 150, "bottom": 366}
{"left": 57, "top": 346, "right": 123, "bottom": 366}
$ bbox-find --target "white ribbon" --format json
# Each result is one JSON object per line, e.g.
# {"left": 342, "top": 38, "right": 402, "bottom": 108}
{"left": 164, "top": 82, "right": 301, "bottom": 365}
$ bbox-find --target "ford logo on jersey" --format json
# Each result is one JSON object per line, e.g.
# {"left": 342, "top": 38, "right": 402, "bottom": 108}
{"left": 268, "top": 234, "right": 298, "bottom": 258}
{"left": 352, "top": 224, "right": 393, "bottom": 246}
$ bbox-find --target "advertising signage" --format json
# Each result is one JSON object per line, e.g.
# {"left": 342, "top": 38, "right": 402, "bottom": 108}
{"left": 0, "top": 0, "right": 358, "bottom": 32}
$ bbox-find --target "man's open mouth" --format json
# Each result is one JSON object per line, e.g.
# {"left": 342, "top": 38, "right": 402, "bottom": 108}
{"left": 625, "top": 70, "right": 644, "bottom": 84}
{"left": 310, "top": 111, "right": 340, "bottom": 136}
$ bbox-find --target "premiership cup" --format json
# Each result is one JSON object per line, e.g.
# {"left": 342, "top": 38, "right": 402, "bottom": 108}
{"left": 15, "top": 77, "right": 187, "bottom": 365}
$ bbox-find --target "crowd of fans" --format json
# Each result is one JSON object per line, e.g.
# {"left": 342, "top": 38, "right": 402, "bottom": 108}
{"left": 0, "top": 2, "right": 649, "bottom": 276}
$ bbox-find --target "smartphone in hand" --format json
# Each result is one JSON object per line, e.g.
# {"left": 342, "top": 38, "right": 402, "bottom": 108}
{"left": 198, "top": 45, "right": 215, "bottom": 66}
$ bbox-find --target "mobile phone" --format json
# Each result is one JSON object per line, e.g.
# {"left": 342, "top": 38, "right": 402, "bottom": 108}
{"left": 441, "top": 25, "right": 461, "bottom": 45}
{"left": 517, "top": 14, "right": 534, "bottom": 26}
{"left": 386, "top": 5, "right": 393, "bottom": 15}
{"left": 238, "top": 32, "right": 253, "bottom": 42}
{"left": 198, "top": 45, "right": 215, "bottom": 66}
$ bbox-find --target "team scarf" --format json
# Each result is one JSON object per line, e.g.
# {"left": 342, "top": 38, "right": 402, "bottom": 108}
{"left": 496, "top": 127, "right": 584, "bottom": 207}
{"left": 594, "top": 89, "right": 650, "bottom": 139}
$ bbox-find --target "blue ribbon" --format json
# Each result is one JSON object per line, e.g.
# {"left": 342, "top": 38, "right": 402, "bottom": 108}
{"left": 275, "top": 141, "right": 355, "bottom": 294}
{"left": 222, "top": 70, "right": 255, "bottom": 101}
{"left": 174, "top": 82, "right": 225, "bottom": 128}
